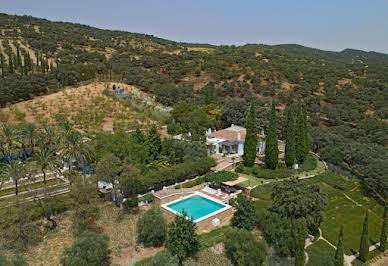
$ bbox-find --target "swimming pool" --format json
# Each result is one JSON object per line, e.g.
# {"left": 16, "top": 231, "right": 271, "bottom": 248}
{"left": 162, "top": 192, "right": 231, "bottom": 222}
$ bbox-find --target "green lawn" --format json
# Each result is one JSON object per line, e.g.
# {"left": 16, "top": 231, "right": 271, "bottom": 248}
{"left": 250, "top": 182, "right": 273, "bottom": 200}
{"left": 198, "top": 226, "right": 230, "bottom": 250}
{"left": 238, "top": 173, "right": 273, "bottom": 187}
{"left": 351, "top": 248, "right": 383, "bottom": 266}
{"left": 318, "top": 174, "right": 384, "bottom": 255}
{"left": 306, "top": 240, "right": 336, "bottom": 266}
{"left": 250, "top": 171, "right": 386, "bottom": 261}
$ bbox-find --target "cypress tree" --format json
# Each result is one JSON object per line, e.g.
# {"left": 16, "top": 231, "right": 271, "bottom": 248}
{"left": 265, "top": 101, "right": 278, "bottom": 169}
{"left": 294, "top": 219, "right": 307, "bottom": 266}
{"left": 0, "top": 54, "right": 5, "bottom": 75}
{"left": 285, "top": 108, "right": 296, "bottom": 168}
{"left": 36, "top": 51, "right": 39, "bottom": 67}
{"left": 243, "top": 103, "right": 258, "bottom": 167}
{"left": 359, "top": 211, "right": 369, "bottom": 262}
{"left": 16, "top": 47, "right": 21, "bottom": 68}
{"left": 147, "top": 125, "right": 162, "bottom": 163}
{"left": 302, "top": 104, "right": 309, "bottom": 155}
{"left": 380, "top": 203, "right": 387, "bottom": 251}
{"left": 295, "top": 103, "right": 307, "bottom": 163}
{"left": 334, "top": 225, "right": 344, "bottom": 266}
{"left": 9, "top": 56, "right": 14, "bottom": 74}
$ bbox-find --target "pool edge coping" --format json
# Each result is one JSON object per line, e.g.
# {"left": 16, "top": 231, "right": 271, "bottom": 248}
{"left": 160, "top": 191, "right": 232, "bottom": 223}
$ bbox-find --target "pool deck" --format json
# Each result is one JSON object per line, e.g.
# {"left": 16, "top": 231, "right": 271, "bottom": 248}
{"left": 159, "top": 191, "right": 234, "bottom": 233}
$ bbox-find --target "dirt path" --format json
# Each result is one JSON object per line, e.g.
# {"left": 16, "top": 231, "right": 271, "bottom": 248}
{"left": 370, "top": 253, "right": 388, "bottom": 266}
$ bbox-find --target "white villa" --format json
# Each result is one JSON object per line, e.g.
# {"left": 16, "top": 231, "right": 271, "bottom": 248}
{"left": 206, "top": 125, "right": 266, "bottom": 156}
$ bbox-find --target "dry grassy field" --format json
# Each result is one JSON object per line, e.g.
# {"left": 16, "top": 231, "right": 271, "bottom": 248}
{"left": 0, "top": 203, "right": 160, "bottom": 266}
{"left": 0, "top": 81, "right": 169, "bottom": 133}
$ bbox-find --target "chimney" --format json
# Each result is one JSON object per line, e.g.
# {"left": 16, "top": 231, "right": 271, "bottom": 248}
{"left": 231, "top": 124, "right": 234, "bottom": 127}
{"left": 237, "top": 132, "right": 241, "bottom": 141}
{"left": 208, "top": 128, "right": 212, "bottom": 135}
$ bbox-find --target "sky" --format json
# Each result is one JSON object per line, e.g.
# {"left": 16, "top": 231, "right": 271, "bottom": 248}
{"left": 1, "top": 0, "right": 388, "bottom": 54}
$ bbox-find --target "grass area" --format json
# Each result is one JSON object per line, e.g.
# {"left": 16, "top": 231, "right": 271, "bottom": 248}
{"left": 237, "top": 154, "right": 326, "bottom": 189}
{"left": 0, "top": 178, "right": 64, "bottom": 197}
{"left": 198, "top": 226, "right": 230, "bottom": 250}
{"left": 306, "top": 240, "right": 336, "bottom": 266}
{"left": 351, "top": 248, "right": 383, "bottom": 266}
{"left": 134, "top": 226, "right": 232, "bottom": 266}
{"left": 238, "top": 173, "right": 272, "bottom": 187}
{"left": 184, "top": 248, "right": 232, "bottom": 266}
{"left": 237, "top": 153, "right": 319, "bottom": 181}
{"left": 250, "top": 182, "right": 273, "bottom": 200}
{"left": 297, "top": 158, "right": 326, "bottom": 178}
{"left": 250, "top": 171, "right": 386, "bottom": 262}
{"left": 1, "top": 202, "right": 148, "bottom": 266}
{"left": 318, "top": 174, "right": 384, "bottom": 255}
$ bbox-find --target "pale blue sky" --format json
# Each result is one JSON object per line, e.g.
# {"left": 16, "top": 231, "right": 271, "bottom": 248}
{"left": 1, "top": 0, "right": 387, "bottom": 53}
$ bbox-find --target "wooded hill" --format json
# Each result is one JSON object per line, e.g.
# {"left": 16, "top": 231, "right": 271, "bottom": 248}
{"left": 0, "top": 13, "right": 387, "bottom": 198}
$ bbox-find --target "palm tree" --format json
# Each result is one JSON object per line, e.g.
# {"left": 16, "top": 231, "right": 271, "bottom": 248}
{"left": 1, "top": 124, "right": 16, "bottom": 161}
{"left": 33, "top": 146, "right": 60, "bottom": 186}
{"left": 61, "top": 130, "right": 82, "bottom": 171}
{"left": 1, "top": 160, "right": 26, "bottom": 196}
{"left": 22, "top": 123, "right": 37, "bottom": 153}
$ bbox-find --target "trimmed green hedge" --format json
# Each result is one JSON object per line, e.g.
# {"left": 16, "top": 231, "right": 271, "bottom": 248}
{"left": 138, "top": 157, "right": 216, "bottom": 192}
{"left": 182, "top": 176, "right": 205, "bottom": 188}
{"left": 204, "top": 171, "right": 238, "bottom": 183}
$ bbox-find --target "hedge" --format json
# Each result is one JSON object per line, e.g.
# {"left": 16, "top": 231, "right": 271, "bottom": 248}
{"left": 138, "top": 157, "right": 216, "bottom": 193}
{"left": 182, "top": 176, "right": 205, "bottom": 188}
{"left": 204, "top": 171, "right": 238, "bottom": 183}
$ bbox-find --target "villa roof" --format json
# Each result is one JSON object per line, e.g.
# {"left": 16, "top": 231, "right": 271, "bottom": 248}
{"left": 209, "top": 125, "right": 246, "bottom": 142}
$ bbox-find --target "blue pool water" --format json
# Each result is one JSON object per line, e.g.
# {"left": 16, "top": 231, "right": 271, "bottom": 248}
{"left": 167, "top": 195, "right": 225, "bottom": 220}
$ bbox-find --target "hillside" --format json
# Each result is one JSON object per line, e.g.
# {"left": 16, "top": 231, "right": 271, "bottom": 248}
{"left": 270, "top": 44, "right": 388, "bottom": 64}
{"left": 0, "top": 13, "right": 388, "bottom": 198}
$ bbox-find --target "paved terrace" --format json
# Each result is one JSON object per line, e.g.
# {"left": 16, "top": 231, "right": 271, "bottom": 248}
{"left": 154, "top": 183, "right": 206, "bottom": 198}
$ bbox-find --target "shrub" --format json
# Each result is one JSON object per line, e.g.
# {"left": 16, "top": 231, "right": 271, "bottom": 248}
{"left": 182, "top": 176, "right": 205, "bottom": 188}
{"left": 139, "top": 157, "right": 216, "bottom": 192}
{"left": 123, "top": 198, "right": 138, "bottom": 211}
{"left": 166, "top": 211, "right": 199, "bottom": 263}
{"left": 229, "top": 198, "right": 236, "bottom": 207}
{"left": 143, "top": 193, "right": 154, "bottom": 203}
{"left": 256, "top": 210, "right": 307, "bottom": 257}
{"left": 174, "top": 184, "right": 181, "bottom": 189}
{"left": 137, "top": 207, "right": 167, "bottom": 247}
{"left": 150, "top": 250, "right": 179, "bottom": 266}
{"left": 0, "top": 254, "right": 28, "bottom": 266}
{"left": 204, "top": 171, "right": 238, "bottom": 183}
{"left": 231, "top": 194, "right": 256, "bottom": 231}
{"left": 225, "top": 228, "right": 267, "bottom": 266}
{"left": 182, "top": 180, "right": 197, "bottom": 188}
{"left": 61, "top": 232, "right": 111, "bottom": 266}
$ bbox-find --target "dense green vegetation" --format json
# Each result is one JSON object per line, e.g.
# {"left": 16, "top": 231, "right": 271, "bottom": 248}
{"left": 60, "top": 232, "right": 111, "bottom": 266}
{"left": 136, "top": 206, "right": 167, "bottom": 247}
{"left": 1, "top": 13, "right": 388, "bottom": 198}
{"left": 252, "top": 171, "right": 387, "bottom": 264}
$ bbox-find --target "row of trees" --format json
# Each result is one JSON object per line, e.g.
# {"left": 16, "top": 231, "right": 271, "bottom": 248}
{"left": 242, "top": 100, "right": 309, "bottom": 170}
